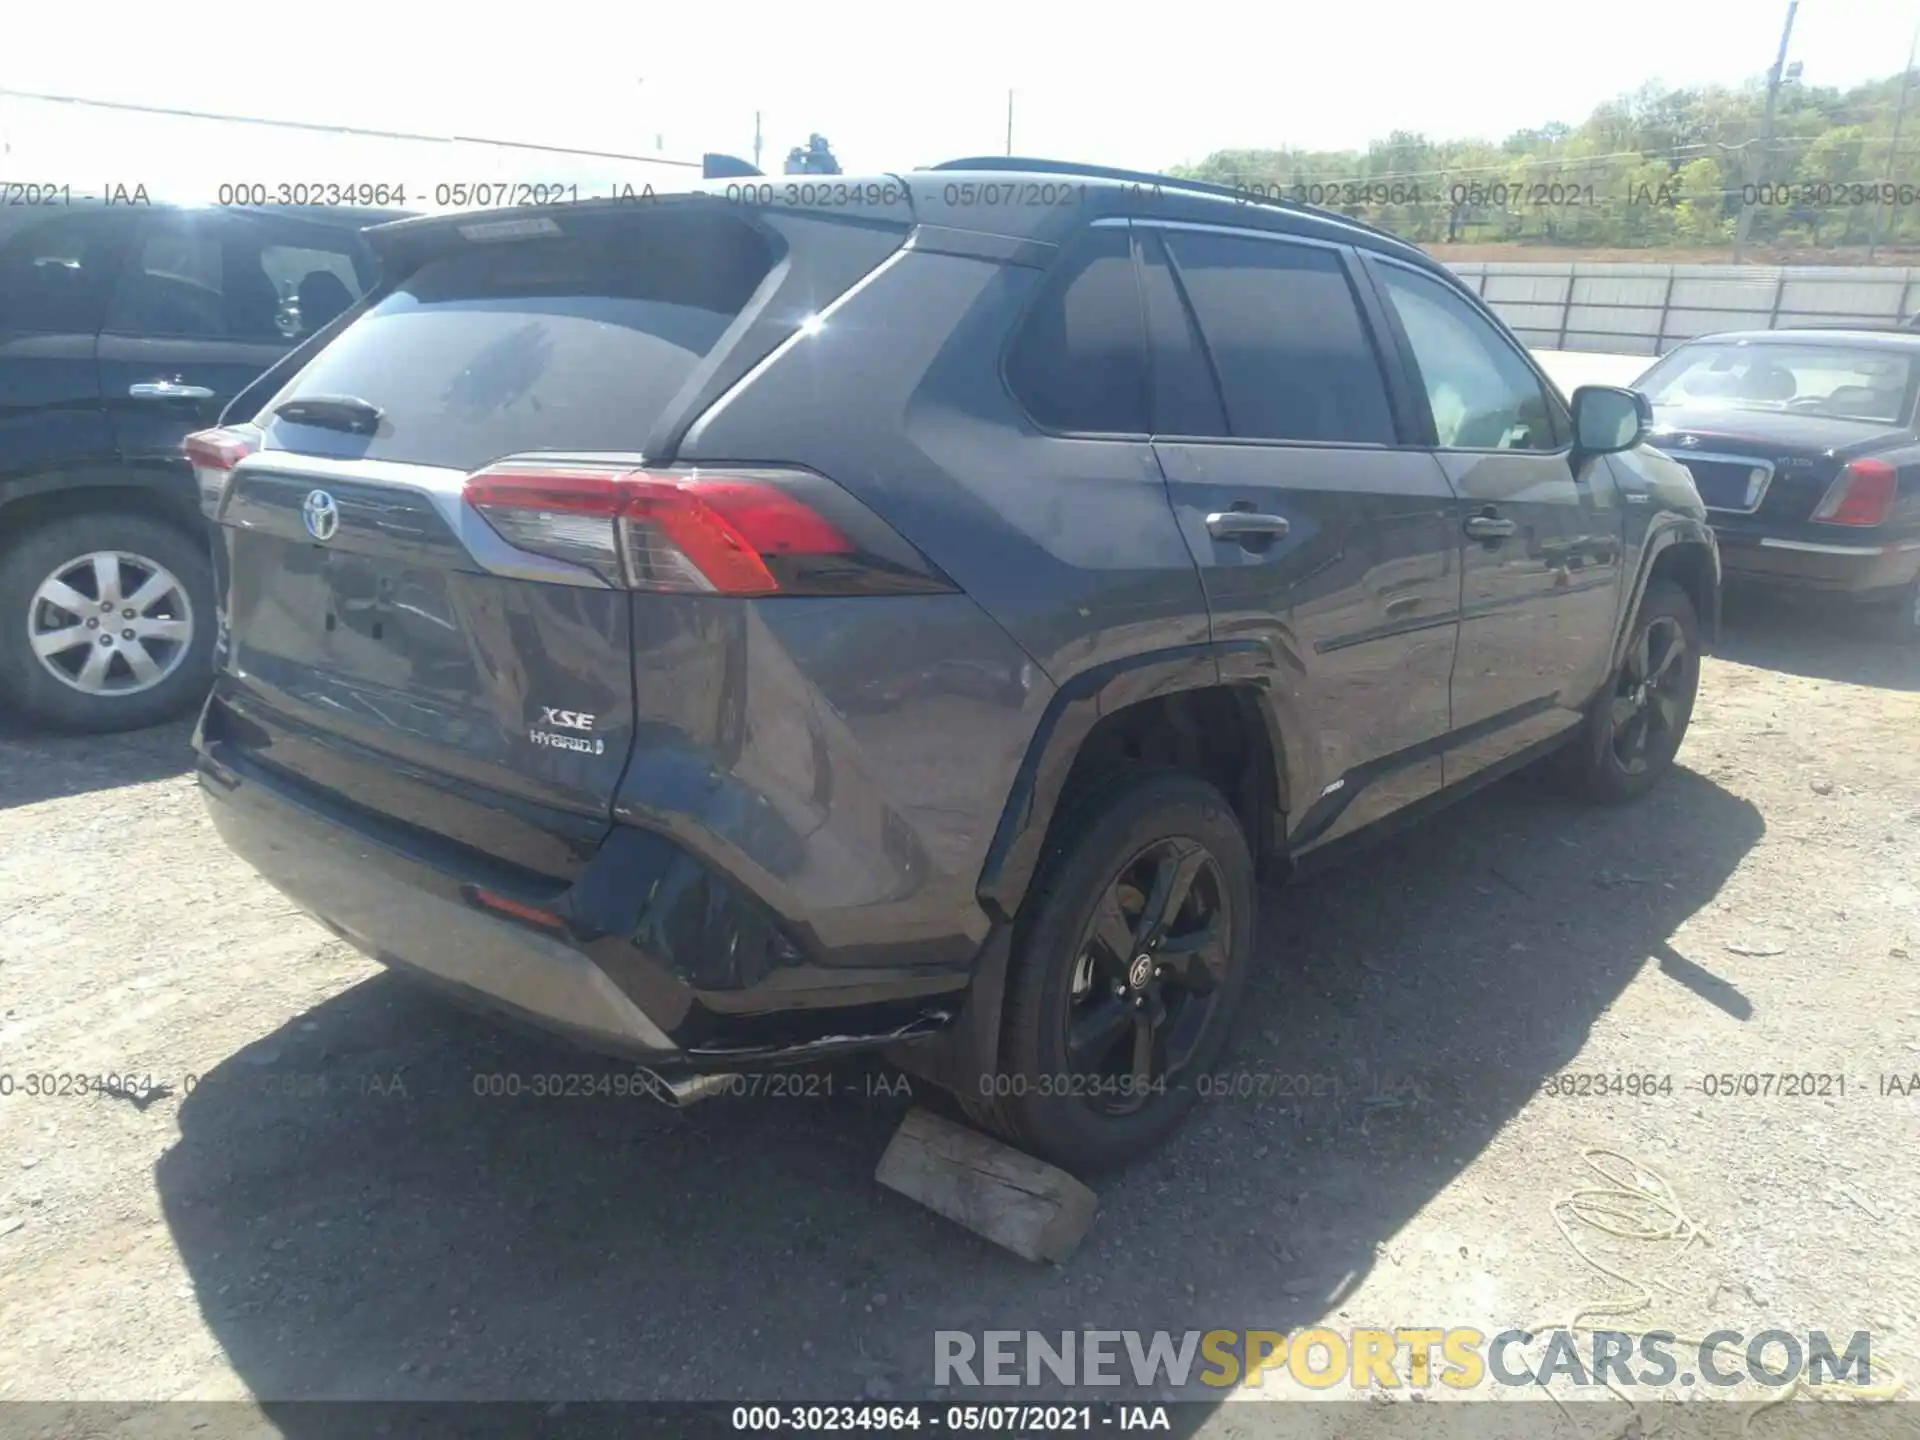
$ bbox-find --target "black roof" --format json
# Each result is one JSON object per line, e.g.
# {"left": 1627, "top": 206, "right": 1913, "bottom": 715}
{"left": 928, "top": 156, "right": 1407, "bottom": 241}
{"left": 918, "top": 156, "right": 1431, "bottom": 262}
{"left": 374, "top": 156, "right": 1438, "bottom": 270}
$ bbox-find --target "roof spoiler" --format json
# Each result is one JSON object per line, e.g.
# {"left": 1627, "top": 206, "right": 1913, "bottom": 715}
{"left": 360, "top": 191, "right": 742, "bottom": 273}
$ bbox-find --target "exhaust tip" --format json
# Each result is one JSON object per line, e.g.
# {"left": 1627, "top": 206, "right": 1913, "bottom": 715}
{"left": 642, "top": 1070, "right": 738, "bottom": 1108}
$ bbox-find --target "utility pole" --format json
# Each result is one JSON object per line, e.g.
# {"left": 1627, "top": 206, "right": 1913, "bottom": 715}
{"left": 753, "top": 111, "right": 763, "bottom": 172}
{"left": 1732, "top": 0, "right": 1799, "bottom": 264}
{"left": 1870, "top": 18, "right": 1919, "bottom": 262}
{"left": 1006, "top": 89, "right": 1014, "bottom": 156}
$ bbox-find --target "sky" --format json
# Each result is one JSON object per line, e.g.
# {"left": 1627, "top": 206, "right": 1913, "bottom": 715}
{"left": 4, "top": 0, "right": 1919, "bottom": 194}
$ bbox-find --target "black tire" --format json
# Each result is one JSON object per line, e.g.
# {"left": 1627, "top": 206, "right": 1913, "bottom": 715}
{"left": 960, "top": 769, "right": 1256, "bottom": 1175}
{"left": 1558, "top": 578, "right": 1701, "bottom": 804}
{"left": 1864, "top": 578, "right": 1920, "bottom": 647}
{"left": 0, "top": 511, "right": 215, "bottom": 733}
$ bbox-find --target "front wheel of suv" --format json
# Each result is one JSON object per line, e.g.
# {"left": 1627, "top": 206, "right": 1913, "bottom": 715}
{"left": 1558, "top": 578, "right": 1701, "bottom": 804}
{"left": 0, "top": 511, "right": 216, "bottom": 734}
{"left": 961, "top": 770, "right": 1256, "bottom": 1175}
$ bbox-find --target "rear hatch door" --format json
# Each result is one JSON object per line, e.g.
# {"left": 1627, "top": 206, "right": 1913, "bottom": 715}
{"left": 211, "top": 201, "right": 862, "bottom": 863}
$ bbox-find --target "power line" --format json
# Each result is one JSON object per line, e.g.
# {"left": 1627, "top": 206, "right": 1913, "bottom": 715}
{"left": 0, "top": 88, "right": 703, "bottom": 168}
{"left": 1734, "top": 0, "right": 1801, "bottom": 262}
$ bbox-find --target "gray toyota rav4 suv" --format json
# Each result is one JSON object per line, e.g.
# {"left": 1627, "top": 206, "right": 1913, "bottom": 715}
{"left": 190, "top": 160, "right": 1719, "bottom": 1172}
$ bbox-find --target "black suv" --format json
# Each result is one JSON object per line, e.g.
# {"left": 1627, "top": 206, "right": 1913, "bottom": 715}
{"left": 190, "top": 161, "right": 1719, "bottom": 1172}
{"left": 0, "top": 201, "right": 404, "bottom": 731}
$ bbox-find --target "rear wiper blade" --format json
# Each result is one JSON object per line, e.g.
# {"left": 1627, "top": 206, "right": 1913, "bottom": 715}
{"left": 272, "top": 394, "right": 385, "bottom": 435}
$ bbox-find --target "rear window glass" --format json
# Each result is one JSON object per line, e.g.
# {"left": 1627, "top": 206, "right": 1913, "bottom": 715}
{"left": 1639, "top": 342, "right": 1916, "bottom": 425}
{"left": 261, "top": 215, "right": 776, "bottom": 470}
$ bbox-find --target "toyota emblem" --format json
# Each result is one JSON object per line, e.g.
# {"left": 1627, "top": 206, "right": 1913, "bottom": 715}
{"left": 302, "top": 489, "right": 340, "bottom": 542}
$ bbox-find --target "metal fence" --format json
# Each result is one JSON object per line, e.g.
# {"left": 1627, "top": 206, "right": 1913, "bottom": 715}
{"left": 1445, "top": 262, "right": 1920, "bottom": 356}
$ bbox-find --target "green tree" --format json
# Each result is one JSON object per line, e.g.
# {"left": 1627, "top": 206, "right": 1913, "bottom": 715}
{"left": 1168, "top": 63, "right": 1920, "bottom": 255}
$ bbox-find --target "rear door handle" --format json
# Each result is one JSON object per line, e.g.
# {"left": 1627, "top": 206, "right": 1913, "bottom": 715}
{"left": 1206, "top": 511, "right": 1290, "bottom": 541}
{"left": 129, "top": 381, "right": 215, "bottom": 400}
{"left": 1463, "top": 513, "right": 1517, "bottom": 540}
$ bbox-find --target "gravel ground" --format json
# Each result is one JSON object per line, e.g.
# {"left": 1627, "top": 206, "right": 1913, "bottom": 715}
{"left": 1, "top": 595, "right": 1917, "bottom": 1434}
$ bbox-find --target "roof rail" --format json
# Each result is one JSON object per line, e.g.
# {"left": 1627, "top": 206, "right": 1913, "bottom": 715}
{"left": 926, "top": 155, "right": 1407, "bottom": 245}
{"left": 1782, "top": 319, "right": 1920, "bottom": 333}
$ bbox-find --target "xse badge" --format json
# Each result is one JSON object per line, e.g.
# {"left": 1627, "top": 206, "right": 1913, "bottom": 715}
{"left": 529, "top": 705, "right": 604, "bottom": 754}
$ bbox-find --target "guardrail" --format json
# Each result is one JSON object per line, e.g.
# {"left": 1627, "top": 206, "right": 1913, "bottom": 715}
{"left": 1446, "top": 262, "right": 1920, "bottom": 356}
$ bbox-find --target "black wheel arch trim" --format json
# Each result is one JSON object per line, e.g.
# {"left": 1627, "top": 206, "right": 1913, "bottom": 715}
{"left": 973, "top": 640, "right": 1295, "bottom": 927}
{"left": 898, "top": 647, "right": 1296, "bottom": 1103}
{"left": 0, "top": 467, "right": 205, "bottom": 536}
{"left": 1612, "top": 515, "right": 1720, "bottom": 677}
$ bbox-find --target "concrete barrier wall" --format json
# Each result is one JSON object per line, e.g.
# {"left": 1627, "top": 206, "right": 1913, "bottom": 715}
{"left": 1445, "top": 262, "right": 1920, "bottom": 356}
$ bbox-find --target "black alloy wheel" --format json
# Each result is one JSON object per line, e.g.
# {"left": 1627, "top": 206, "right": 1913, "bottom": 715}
{"left": 1558, "top": 578, "right": 1700, "bottom": 803}
{"left": 1063, "top": 837, "right": 1231, "bottom": 1114}
{"left": 1608, "top": 613, "right": 1689, "bottom": 776}
{"left": 960, "top": 768, "right": 1256, "bottom": 1174}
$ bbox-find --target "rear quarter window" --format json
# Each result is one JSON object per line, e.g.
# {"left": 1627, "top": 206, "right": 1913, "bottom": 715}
{"left": 260, "top": 212, "right": 777, "bottom": 471}
{"left": 1004, "top": 226, "right": 1148, "bottom": 435}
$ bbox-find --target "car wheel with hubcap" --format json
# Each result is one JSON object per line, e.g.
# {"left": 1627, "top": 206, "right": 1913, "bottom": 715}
{"left": 961, "top": 769, "right": 1255, "bottom": 1174}
{"left": 0, "top": 512, "right": 216, "bottom": 733}
{"left": 1559, "top": 578, "right": 1701, "bottom": 804}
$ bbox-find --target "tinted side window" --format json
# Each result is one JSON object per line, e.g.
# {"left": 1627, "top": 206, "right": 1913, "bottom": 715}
{"left": 261, "top": 242, "right": 365, "bottom": 340}
{"left": 1159, "top": 231, "right": 1395, "bottom": 444}
{"left": 1376, "top": 262, "right": 1558, "bottom": 452}
{"left": 1005, "top": 226, "right": 1147, "bottom": 434}
{"left": 109, "top": 227, "right": 225, "bottom": 338}
{"left": 0, "top": 213, "right": 127, "bottom": 333}
{"left": 107, "top": 219, "right": 290, "bottom": 342}
{"left": 1138, "top": 231, "right": 1227, "bottom": 437}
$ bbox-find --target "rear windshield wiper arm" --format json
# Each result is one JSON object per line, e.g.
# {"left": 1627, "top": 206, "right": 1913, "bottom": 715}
{"left": 272, "top": 395, "right": 385, "bottom": 436}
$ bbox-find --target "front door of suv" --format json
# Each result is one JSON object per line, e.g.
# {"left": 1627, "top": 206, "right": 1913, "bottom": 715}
{"left": 1362, "top": 256, "right": 1624, "bottom": 785}
{"left": 1137, "top": 221, "right": 1462, "bottom": 849}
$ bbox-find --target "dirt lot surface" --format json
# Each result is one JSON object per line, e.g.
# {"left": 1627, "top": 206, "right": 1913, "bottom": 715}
{"left": 2, "top": 599, "right": 1918, "bottom": 1433}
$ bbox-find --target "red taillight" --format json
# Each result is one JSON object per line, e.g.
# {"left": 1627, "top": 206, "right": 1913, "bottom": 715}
{"left": 184, "top": 426, "right": 259, "bottom": 518}
{"left": 626, "top": 477, "right": 855, "bottom": 594}
{"left": 1812, "top": 458, "right": 1899, "bottom": 526}
{"left": 463, "top": 463, "right": 862, "bottom": 596}
{"left": 463, "top": 464, "right": 639, "bottom": 577}
{"left": 462, "top": 466, "right": 631, "bottom": 516}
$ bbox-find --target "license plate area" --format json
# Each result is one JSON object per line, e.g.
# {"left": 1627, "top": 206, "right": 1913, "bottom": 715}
{"left": 1680, "top": 453, "right": 1775, "bottom": 515}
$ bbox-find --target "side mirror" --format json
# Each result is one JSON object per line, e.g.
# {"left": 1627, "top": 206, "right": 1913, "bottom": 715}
{"left": 1571, "top": 385, "right": 1653, "bottom": 455}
